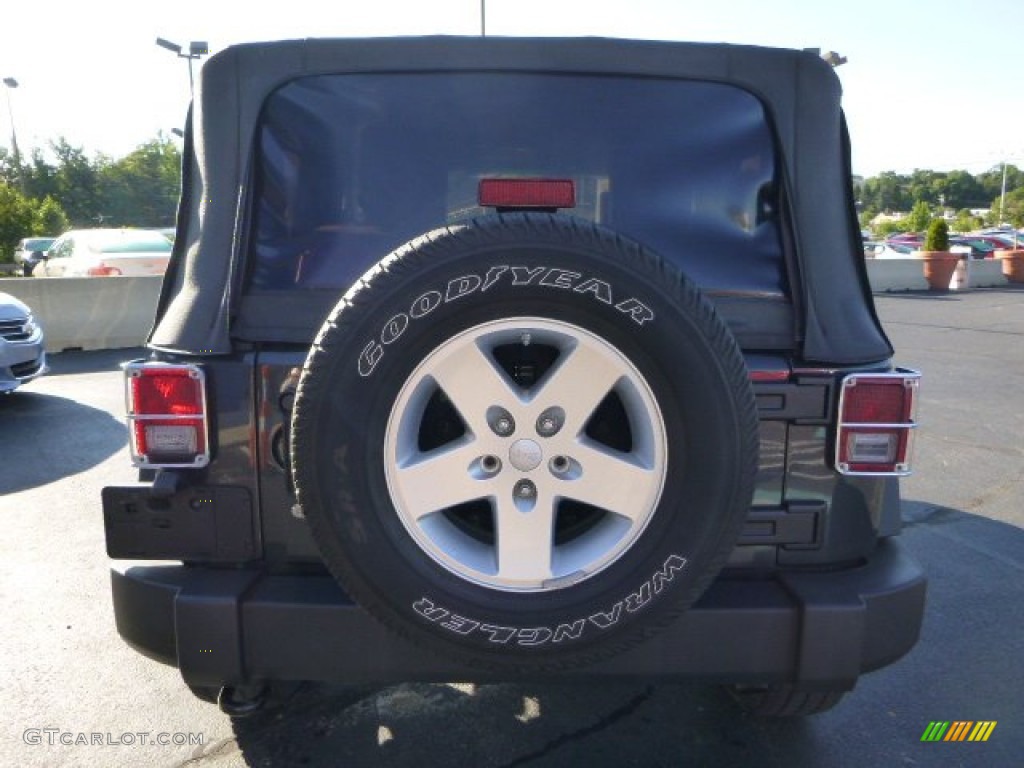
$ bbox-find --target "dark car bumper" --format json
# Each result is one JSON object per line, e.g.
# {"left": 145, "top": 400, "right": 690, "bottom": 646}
{"left": 111, "top": 538, "right": 925, "bottom": 690}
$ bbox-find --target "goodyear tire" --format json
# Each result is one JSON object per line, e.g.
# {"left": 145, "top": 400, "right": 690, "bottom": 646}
{"left": 291, "top": 213, "right": 759, "bottom": 671}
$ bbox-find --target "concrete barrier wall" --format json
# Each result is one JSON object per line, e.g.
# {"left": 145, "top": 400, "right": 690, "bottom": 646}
{"left": 0, "top": 262, "right": 1013, "bottom": 355}
{"left": 865, "top": 259, "right": 930, "bottom": 292}
{"left": 0, "top": 276, "right": 162, "bottom": 353}
{"left": 866, "top": 258, "right": 1009, "bottom": 293}
{"left": 961, "top": 259, "right": 1008, "bottom": 289}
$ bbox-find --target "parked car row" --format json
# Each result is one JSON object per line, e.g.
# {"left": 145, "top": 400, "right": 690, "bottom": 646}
{"left": 866, "top": 229, "right": 1024, "bottom": 259}
{"left": 9, "top": 228, "right": 174, "bottom": 278}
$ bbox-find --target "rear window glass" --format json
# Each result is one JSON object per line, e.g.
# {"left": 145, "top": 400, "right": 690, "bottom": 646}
{"left": 248, "top": 72, "right": 785, "bottom": 296}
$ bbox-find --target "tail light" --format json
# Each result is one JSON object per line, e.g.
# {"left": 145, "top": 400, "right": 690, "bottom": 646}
{"left": 124, "top": 362, "right": 210, "bottom": 468}
{"left": 87, "top": 263, "right": 122, "bottom": 276}
{"left": 479, "top": 178, "right": 576, "bottom": 210}
{"left": 836, "top": 369, "right": 920, "bottom": 476}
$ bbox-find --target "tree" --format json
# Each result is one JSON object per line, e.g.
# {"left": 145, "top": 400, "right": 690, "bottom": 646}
{"left": 98, "top": 136, "right": 181, "bottom": 227}
{"left": 33, "top": 196, "right": 69, "bottom": 235}
{"left": 904, "top": 200, "right": 932, "bottom": 233}
{"left": 992, "top": 187, "right": 1024, "bottom": 228}
{"left": 940, "top": 170, "right": 987, "bottom": 210}
{"left": 859, "top": 171, "right": 911, "bottom": 213}
{"left": 0, "top": 183, "right": 38, "bottom": 261}
{"left": 952, "top": 208, "right": 983, "bottom": 233}
{"left": 49, "top": 138, "right": 104, "bottom": 226}
{"left": 907, "top": 169, "right": 940, "bottom": 207}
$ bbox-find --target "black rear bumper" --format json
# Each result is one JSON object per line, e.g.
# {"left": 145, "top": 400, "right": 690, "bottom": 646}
{"left": 111, "top": 538, "right": 925, "bottom": 689}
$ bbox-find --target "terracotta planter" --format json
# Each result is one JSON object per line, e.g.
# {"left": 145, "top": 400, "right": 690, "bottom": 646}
{"left": 916, "top": 251, "right": 959, "bottom": 291}
{"left": 995, "top": 249, "right": 1024, "bottom": 283}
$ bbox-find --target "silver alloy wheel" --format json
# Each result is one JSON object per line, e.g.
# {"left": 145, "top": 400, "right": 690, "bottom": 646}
{"left": 384, "top": 317, "right": 668, "bottom": 592}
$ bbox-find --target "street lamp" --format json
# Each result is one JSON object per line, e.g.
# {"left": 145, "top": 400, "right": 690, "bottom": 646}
{"left": 804, "top": 48, "right": 848, "bottom": 68}
{"left": 3, "top": 76, "right": 22, "bottom": 189}
{"left": 821, "top": 50, "right": 848, "bottom": 68}
{"left": 155, "top": 38, "right": 209, "bottom": 98}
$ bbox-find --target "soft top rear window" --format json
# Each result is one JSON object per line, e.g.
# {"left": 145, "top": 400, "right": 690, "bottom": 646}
{"left": 247, "top": 72, "right": 787, "bottom": 299}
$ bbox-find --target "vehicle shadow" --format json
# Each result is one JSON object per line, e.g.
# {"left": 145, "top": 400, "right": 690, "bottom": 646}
{"left": 46, "top": 346, "right": 146, "bottom": 375}
{"left": 0, "top": 390, "right": 126, "bottom": 494}
{"left": 226, "top": 501, "right": 1023, "bottom": 767}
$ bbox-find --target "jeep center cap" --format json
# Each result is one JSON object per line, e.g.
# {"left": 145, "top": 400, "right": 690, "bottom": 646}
{"left": 509, "top": 439, "right": 543, "bottom": 472}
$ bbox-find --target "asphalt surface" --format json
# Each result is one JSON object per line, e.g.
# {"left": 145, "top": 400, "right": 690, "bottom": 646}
{"left": 1, "top": 287, "right": 1021, "bottom": 767}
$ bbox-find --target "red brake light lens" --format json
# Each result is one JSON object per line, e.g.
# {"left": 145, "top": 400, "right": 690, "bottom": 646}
{"left": 840, "top": 381, "right": 912, "bottom": 424}
{"left": 125, "top": 363, "right": 210, "bottom": 467}
{"left": 478, "top": 178, "right": 576, "bottom": 210}
{"left": 87, "top": 264, "right": 122, "bottom": 276}
{"left": 836, "top": 371, "right": 920, "bottom": 476}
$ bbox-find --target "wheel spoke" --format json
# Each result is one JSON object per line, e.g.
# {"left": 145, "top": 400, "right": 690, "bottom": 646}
{"left": 427, "top": 341, "right": 520, "bottom": 435}
{"left": 534, "top": 341, "right": 623, "bottom": 435}
{"left": 558, "top": 441, "right": 658, "bottom": 521}
{"left": 493, "top": 493, "right": 556, "bottom": 583}
{"left": 393, "top": 442, "right": 487, "bottom": 517}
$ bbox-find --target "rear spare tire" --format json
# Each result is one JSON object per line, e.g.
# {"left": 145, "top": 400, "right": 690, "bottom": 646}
{"left": 291, "top": 213, "right": 758, "bottom": 671}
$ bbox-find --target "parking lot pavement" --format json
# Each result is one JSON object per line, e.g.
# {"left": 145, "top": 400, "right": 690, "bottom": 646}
{"left": 1, "top": 288, "right": 1021, "bottom": 767}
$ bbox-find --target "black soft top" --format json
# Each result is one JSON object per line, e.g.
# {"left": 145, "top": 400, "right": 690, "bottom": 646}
{"left": 150, "top": 36, "right": 891, "bottom": 365}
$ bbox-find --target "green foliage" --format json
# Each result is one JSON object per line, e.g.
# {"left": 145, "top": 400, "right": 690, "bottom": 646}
{"left": 99, "top": 136, "right": 181, "bottom": 227}
{"left": 873, "top": 218, "right": 909, "bottom": 237}
{"left": 905, "top": 200, "right": 933, "bottom": 233}
{"left": 34, "top": 196, "right": 69, "bottom": 235}
{"left": 952, "top": 208, "right": 983, "bottom": 233}
{"left": 857, "top": 165, "right": 1022, "bottom": 215}
{"left": 992, "top": 186, "right": 1024, "bottom": 228}
{"left": 923, "top": 218, "right": 950, "bottom": 252}
{"left": 0, "top": 183, "right": 38, "bottom": 261}
{"left": 1, "top": 136, "right": 182, "bottom": 262}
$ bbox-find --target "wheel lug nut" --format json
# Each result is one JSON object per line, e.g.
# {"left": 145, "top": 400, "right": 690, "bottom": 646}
{"left": 536, "top": 407, "right": 565, "bottom": 437}
{"left": 481, "top": 455, "right": 501, "bottom": 474}
{"left": 488, "top": 407, "right": 516, "bottom": 436}
{"left": 550, "top": 455, "right": 570, "bottom": 475}
{"left": 514, "top": 480, "right": 536, "bottom": 499}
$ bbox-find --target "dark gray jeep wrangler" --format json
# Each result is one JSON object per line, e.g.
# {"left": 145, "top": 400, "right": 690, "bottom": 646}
{"left": 103, "top": 36, "right": 925, "bottom": 717}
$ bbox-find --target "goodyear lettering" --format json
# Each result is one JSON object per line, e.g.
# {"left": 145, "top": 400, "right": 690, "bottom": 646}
{"left": 357, "top": 265, "right": 655, "bottom": 377}
{"left": 615, "top": 298, "right": 655, "bottom": 326}
{"left": 409, "top": 290, "right": 442, "bottom": 319}
{"left": 510, "top": 266, "right": 545, "bottom": 285}
{"left": 539, "top": 268, "right": 581, "bottom": 290}
{"left": 480, "top": 266, "right": 509, "bottom": 292}
{"left": 445, "top": 275, "right": 482, "bottom": 302}
{"left": 574, "top": 277, "right": 613, "bottom": 304}
{"left": 381, "top": 313, "right": 409, "bottom": 345}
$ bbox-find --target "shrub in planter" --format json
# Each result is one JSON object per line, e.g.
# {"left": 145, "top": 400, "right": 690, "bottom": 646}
{"left": 923, "top": 219, "right": 950, "bottom": 252}
{"left": 917, "top": 219, "right": 957, "bottom": 290}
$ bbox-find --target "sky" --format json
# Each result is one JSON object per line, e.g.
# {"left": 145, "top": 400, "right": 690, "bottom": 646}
{"left": 2, "top": 0, "right": 1022, "bottom": 178}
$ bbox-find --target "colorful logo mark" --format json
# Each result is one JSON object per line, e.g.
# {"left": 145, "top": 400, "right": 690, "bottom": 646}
{"left": 920, "top": 721, "right": 997, "bottom": 742}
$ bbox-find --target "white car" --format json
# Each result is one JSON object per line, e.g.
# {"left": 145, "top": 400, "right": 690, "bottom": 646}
{"left": 33, "top": 229, "right": 172, "bottom": 277}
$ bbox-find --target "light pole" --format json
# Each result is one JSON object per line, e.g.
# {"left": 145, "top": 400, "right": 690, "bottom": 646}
{"left": 999, "top": 159, "right": 1007, "bottom": 225}
{"left": 155, "top": 38, "right": 209, "bottom": 98}
{"left": 2, "top": 77, "right": 21, "bottom": 184}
